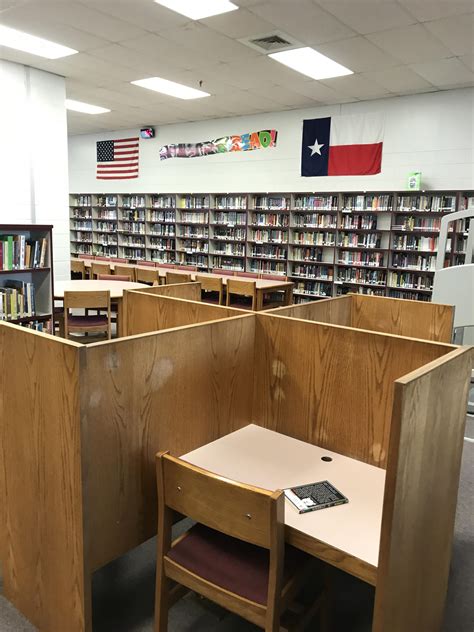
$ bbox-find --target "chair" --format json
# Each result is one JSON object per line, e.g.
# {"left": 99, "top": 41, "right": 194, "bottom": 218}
{"left": 91, "top": 261, "right": 111, "bottom": 279}
{"left": 238, "top": 271, "right": 259, "bottom": 279}
{"left": 212, "top": 268, "right": 234, "bottom": 277}
{"left": 139, "top": 260, "right": 157, "bottom": 268}
{"left": 114, "top": 257, "right": 128, "bottom": 263}
{"left": 78, "top": 254, "right": 94, "bottom": 260}
{"left": 63, "top": 290, "right": 111, "bottom": 341}
{"left": 226, "top": 279, "right": 257, "bottom": 310}
{"left": 71, "top": 259, "right": 86, "bottom": 280}
{"left": 115, "top": 265, "right": 136, "bottom": 282}
{"left": 136, "top": 267, "right": 160, "bottom": 285}
{"left": 166, "top": 271, "right": 192, "bottom": 285}
{"left": 177, "top": 265, "right": 197, "bottom": 272}
{"left": 155, "top": 452, "right": 323, "bottom": 632}
{"left": 196, "top": 275, "right": 223, "bottom": 305}
{"left": 95, "top": 256, "right": 111, "bottom": 262}
{"left": 259, "top": 275, "right": 288, "bottom": 309}
{"left": 97, "top": 274, "right": 131, "bottom": 282}
{"left": 260, "top": 274, "right": 288, "bottom": 282}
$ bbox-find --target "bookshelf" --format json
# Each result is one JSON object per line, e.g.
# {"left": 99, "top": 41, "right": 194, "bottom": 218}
{"left": 70, "top": 191, "right": 468, "bottom": 302}
{"left": 0, "top": 224, "right": 53, "bottom": 332}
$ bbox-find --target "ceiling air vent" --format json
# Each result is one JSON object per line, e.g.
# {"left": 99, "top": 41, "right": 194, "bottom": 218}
{"left": 239, "top": 31, "right": 302, "bottom": 54}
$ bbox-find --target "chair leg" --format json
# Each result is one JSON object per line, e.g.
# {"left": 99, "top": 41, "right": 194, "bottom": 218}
{"left": 154, "top": 564, "right": 169, "bottom": 632}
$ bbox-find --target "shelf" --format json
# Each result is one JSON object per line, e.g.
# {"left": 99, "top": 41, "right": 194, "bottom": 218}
{"left": 335, "top": 281, "right": 386, "bottom": 288}
{"left": 292, "top": 208, "right": 338, "bottom": 213}
{"left": 211, "top": 252, "right": 244, "bottom": 258}
{"left": 291, "top": 275, "right": 333, "bottom": 282}
{"left": 337, "top": 263, "right": 385, "bottom": 270}
{"left": 249, "top": 224, "right": 288, "bottom": 229}
{"left": 291, "top": 226, "right": 337, "bottom": 231}
{"left": 387, "top": 285, "right": 432, "bottom": 293}
{"left": 1, "top": 313, "right": 52, "bottom": 325}
{"left": 248, "top": 255, "right": 287, "bottom": 261}
{"left": 389, "top": 267, "right": 435, "bottom": 273}
{"left": 0, "top": 267, "right": 50, "bottom": 275}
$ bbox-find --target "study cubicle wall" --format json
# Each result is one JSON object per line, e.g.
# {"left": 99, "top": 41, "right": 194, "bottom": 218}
{"left": 130, "top": 281, "right": 202, "bottom": 301}
{"left": 269, "top": 294, "right": 455, "bottom": 343}
{"left": 0, "top": 311, "right": 471, "bottom": 632}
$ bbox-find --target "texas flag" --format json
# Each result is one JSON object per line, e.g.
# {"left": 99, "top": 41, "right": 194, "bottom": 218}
{"left": 301, "top": 113, "right": 384, "bottom": 177}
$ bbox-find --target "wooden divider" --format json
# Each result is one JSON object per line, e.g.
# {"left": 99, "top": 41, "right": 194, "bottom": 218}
{"left": 374, "top": 346, "right": 473, "bottom": 631}
{"left": 252, "top": 313, "right": 457, "bottom": 467}
{"left": 131, "top": 281, "right": 201, "bottom": 301}
{"left": 0, "top": 324, "right": 87, "bottom": 631}
{"left": 269, "top": 294, "right": 454, "bottom": 343}
{"left": 123, "top": 291, "right": 246, "bottom": 336}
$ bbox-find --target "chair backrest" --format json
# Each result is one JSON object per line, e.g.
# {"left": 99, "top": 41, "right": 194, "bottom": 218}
{"left": 260, "top": 274, "right": 287, "bottom": 281}
{"left": 157, "top": 453, "right": 282, "bottom": 549}
{"left": 64, "top": 290, "right": 111, "bottom": 311}
{"left": 166, "top": 271, "right": 192, "bottom": 284}
{"left": 196, "top": 275, "right": 223, "bottom": 293}
{"left": 95, "top": 256, "right": 111, "bottom": 262}
{"left": 177, "top": 265, "right": 197, "bottom": 272}
{"left": 227, "top": 279, "right": 256, "bottom": 298}
{"left": 136, "top": 267, "right": 160, "bottom": 285}
{"left": 212, "top": 268, "right": 234, "bottom": 276}
{"left": 91, "top": 261, "right": 112, "bottom": 278}
{"left": 97, "top": 274, "right": 131, "bottom": 282}
{"left": 139, "top": 260, "right": 156, "bottom": 268}
{"left": 115, "top": 265, "right": 135, "bottom": 281}
{"left": 237, "top": 271, "right": 259, "bottom": 279}
{"left": 71, "top": 260, "right": 86, "bottom": 278}
{"left": 114, "top": 258, "right": 128, "bottom": 263}
{"left": 78, "top": 254, "right": 94, "bottom": 260}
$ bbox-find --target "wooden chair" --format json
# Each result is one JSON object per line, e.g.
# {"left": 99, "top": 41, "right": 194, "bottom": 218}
{"left": 136, "top": 267, "right": 160, "bottom": 285}
{"left": 259, "top": 275, "right": 288, "bottom": 309}
{"left": 177, "top": 265, "right": 197, "bottom": 272}
{"left": 94, "top": 256, "right": 111, "bottom": 262}
{"left": 212, "top": 268, "right": 234, "bottom": 276}
{"left": 114, "top": 257, "right": 128, "bottom": 263}
{"left": 155, "top": 452, "right": 323, "bottom": 632}
{"left": 63, "top": 290, "right": 111, "bottom": 341}
{"left": 140, "top": 260, "right": 157, "bottom": 268}
{"left": 115, "top": 265, "right": 136, "bottom": 282}
{"left": 97, "top": 274, "right": 131, "bottom": 282}
{"left": 166, "top": 271, "right": 192, "bottom": 285}
{"left": 78, "top": 254, "right": 94, "bottom": 260}
{"left": 238, "top": 271, "right": 259, "bottom": 279}
{"left": 71, "top": 259, "right": 86, "bottom": 280}
{"left": 226, "top": 279, "right": 257, "bottom": 310}
{"left": 91, "top": 261, "right": 111, "bottom": 279}
{"left": 196, "top": 275, "right": 223, "bottom": 305}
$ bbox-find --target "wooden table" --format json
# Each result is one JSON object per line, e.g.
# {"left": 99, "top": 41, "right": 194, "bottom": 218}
{"left": 55, "top": 279, "right": 147, "bottom": 337}
{"left": 75, "top": 259, "right": 294, "bottom": 310}
{"left": 182, "top": 424, "right": 385, "bottom": 584}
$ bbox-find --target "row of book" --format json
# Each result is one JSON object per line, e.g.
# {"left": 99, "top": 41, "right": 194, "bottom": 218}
{"left": 340, "top": 214, "right": 378, "bottom": 230}
{"left": 212, "top": 227, "right": 246, "bottom": 241}
{"left": 178, "top": 228, "right": 209, "bottom": 239}
{"left": 1, "top": 235, "right": 48, "bottom": 270}
{"left": 391, "top": 253, "right": 436, "bottom": 271}
{"left": 293, "top": 214, "right": 337, "bottom": 229}
{"left": 123, "top": 210, "right": 145, "bottom": 222}
{"left": 213, "top": 243, "right": 245, "bottom": 256}
{"left": 150, "top": 224, "right": 176, "bottom": 236}
{"left": 71, "top": 221, "right": 92, "bottom": 231}
{"left": 97, "top": 196, "right": 117, "bottom": 207}
{"left": 388, "top": 272, "right": 432, "bottom": 290}
{"left": 179, "top": 240, "right": 209, "bottom": 253}
{"left": 179, "top": 196, "right": 210, "bottom": 209}
{"left": 293, "top": 195, "right": 338, "bottom": 211}
{"left": 291, "top": 246, "right": 323, "bottom": 262}
{"left": 342, "top": 195, "right": 392, "bottom": 212}
{"left": 152, "top": 252, "right": 175, "bottom": 264}
{"left": 96, "top": 222, "right": 118, "bottom": 232}
{"left": 180, "top": 211, "right": 209, "bottom": 223}
{"left": 151, "top": 195, "right": 175, "bottom": 209}
{"left": 338, "top": 286, "right": 385, "bottom": 297}
{"left": 294, "top": 281, "right": 332, "bottom": 296}
{"left": 291, "top": 265, "right": 333, "bottom": 280}
{"left": 122, "top": 195, "right": 146, "bottom": 209}
{"left": 72, "top": 233, "right": 92, "bottom": 244}
{"left": 250, "top": 245, "right": 287, "bottom": 259}
{"left": 338, "top": 251, "right": 384, "bottom": 266}
{"left": 121, "top": 236, "right": 146, "bottom": 247}
{"left": 392, "top": 235, "right": 442, "bottom": 252}
{"left": 122, "top": 222, "right": 146, "bottom": 234}
{"left": 249, "top": 261, "right": 286, "bottom": 275}
{"left": 98, "top": 210, "right": 118, "bottom": 220}
{"left": 214, "top": 211, "right": 247, "bottom": 225}
{"left": 73, "top": 195, "right": 92, "bottom": 207}
{"left": 251, "top": 213, "right": 289, "bottom": 227}
{"left": 150, "top": 238, "right": 175, "bottom": 251}
{"left": 215, "top": 195, "right": 247, "bottom": 209}
{"left": 397, "top": 195, "right": 456, "bottom": 212}
{"left": 177, "top": 253, "right": 208, "bottom": 267}
{"left": 250, "top": 229, "right": 286, "bottom": 243}
{"left": 71, "top": 209, "right": 92, "bottom": 219}
{"left": 212, "top": 257, "right": 245, "bottom": 272}
{"left": 338, "top": 233, "right": 381, "bottom": 249}
{"left": 337, "top": 269, "right": 386, "bottom": 285}
{"left": 388, "top": 289, "right": 430, "bottom": 301}
{"left": 96, "top": 236, "right": 118, "bottom": 246}
{"left": 293, "top": 231, "right": 335, "bottom": 246}
{"left": 254, "top": 196, "right": 289, "bottom": 210}
{"left": 392, "top": 216, "right": 443, "bottom": 231}
{"left": 0, "top": 281, "right": 36, "bottom": 320}
{"left": 150, "top": 210, "right": 176, "bottom": 223}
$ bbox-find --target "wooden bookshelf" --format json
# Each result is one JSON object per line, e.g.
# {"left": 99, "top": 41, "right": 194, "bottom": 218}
{"left": 0, "top": 224, "right": 54, "bottom": 332}
{"left": 70, "top": 191, "right": 466, "bottom": 302}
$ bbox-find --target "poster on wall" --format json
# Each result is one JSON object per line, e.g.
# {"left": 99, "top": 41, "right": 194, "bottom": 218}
{"left": 159, "top": 129, "right": 278, "bottom": 161}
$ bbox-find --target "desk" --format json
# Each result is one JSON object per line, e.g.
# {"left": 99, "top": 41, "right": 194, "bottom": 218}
{"left": 75, "top": 259, "right": 294, "bottom": 310}
{"left": 182, "top": 424, "right": 385, "bottom": 584}
{"left": 55, "top": 279, "right": 146, "bottom": 337}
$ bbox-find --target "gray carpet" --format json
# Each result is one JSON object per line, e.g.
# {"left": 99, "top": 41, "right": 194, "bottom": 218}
{"left": 1, "top": 419, "right": 473, "bottom": 632}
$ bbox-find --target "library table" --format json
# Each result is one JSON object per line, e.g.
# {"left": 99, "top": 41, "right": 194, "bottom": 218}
{"left": 55, "top": 279, "right": 146, "bottom": 337}
{"left": 182, "top": 424, "right": 385, "bottom": 585}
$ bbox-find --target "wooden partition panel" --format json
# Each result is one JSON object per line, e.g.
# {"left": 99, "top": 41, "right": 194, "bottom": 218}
{"left": 0, "top": 324, "right": 87, "bottom": 631}
{"left": 268, "top": 295, "right": 352, "bottom": 326}
{"left": 124, "top": 292, "right": 245, "bottom": 336}
{"left": 351, "top": 294, "right": 454, "bottom": 342}
{"left": 131, "top": 281, "right": 201, "bottom": 301}
{"left": 252, "top": 314, "right": 456, "bottom": 467}
{"left": 373, "top": 346, "right": 473, "bottom": 632}
{"left": 81, "top": 315, "right": 255, "bottom": 569}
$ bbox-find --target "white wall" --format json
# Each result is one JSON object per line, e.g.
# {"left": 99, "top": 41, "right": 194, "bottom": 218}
{"left": 69, "top": 88, "right": 474, "bottom": 195}
{"left": 0, "top": 60, "right": 70, "bottom": 281}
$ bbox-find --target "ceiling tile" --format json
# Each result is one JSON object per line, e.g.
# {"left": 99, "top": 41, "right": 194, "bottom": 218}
{"left": 364, "top": 65, "right": 434, "bottom": 92}
{"left": 410, "top": 57, "right": 474, "bottom": 87}
{"left": 367, "top": 23, "right": 453, "bottom": 63}
{"left": 316, "top": 36, "right": 400, "bottom": 73}
{"left": 459, "top": 54, "right": 474, "bottom": 71}
{"left": 289, "top": 79, "right": 358, "bottom": 104}
{"left": 249, "top": 0, "right": 357, "bottom": 45}
{"left": 398, "top": 0, "right": 474, "bottom": 22}
{"left": 200, "top": 7, "right": 275, "bottom": 39}
{"left": 79, "top": 0, "right": 190, "bottom": 32}
{"left": 321, "top": 73, "right": 393, "bottom": 98}
{"left": 423, "top": 13, "right": 474, "bottom": 56}
{"left": 316, "top": 1, "right": 416, "bottom": 35}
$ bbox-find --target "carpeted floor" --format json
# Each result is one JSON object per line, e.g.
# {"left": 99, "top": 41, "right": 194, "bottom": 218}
{"left": 1, "top": 418, "right": 473, "bottom": 632}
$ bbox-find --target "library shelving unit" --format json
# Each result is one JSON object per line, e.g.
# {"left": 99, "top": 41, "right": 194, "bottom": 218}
{"left": 70, "top": 191, "right": 467, "bottom": 303}
{"left": 0, "top": 224, "right": 54, "bottom": 332}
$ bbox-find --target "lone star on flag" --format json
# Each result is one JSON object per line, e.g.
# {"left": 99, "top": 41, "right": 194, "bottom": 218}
{"left": 308, "top": 139, "right": 324, "bottom": 156}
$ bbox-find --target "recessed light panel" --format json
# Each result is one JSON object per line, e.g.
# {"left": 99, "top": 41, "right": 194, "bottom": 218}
{"left": 65, "top": 99, "right": 111, "bottom": 114}
{"left": 269, "top": 47, "right": 353, "bottom": 81}
{"left": 0, "top": 24, "right": 78, "bottom": 59}
{"left": 131, "top": 77, "right": 210, "bottom": 100}
{"left": 154, "top": 0, "right": 238, "bottom": 20}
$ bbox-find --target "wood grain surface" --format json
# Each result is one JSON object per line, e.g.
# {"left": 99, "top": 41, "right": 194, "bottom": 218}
{"left": 252, "top": 314, "right": 456, "bottom": 467}
{"left": 267, "top": 295, "right": 352, "bottom": 326}
{"left": 373, "top": 346, "right": 474, "bottom": 632}
{"left": 0, "top": 323, "right": 88, "bottom": 631}
{"left": 129, "top": 282, "right": 201, "bottom": 301}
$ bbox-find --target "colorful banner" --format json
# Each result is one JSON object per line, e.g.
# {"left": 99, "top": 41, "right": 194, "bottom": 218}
{"left": 159, "top": 129, "right": 278, "bottom": 161}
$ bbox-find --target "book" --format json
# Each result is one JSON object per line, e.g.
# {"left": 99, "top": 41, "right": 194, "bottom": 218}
{"left": 284, "top": 480, "right": 348, "bottom": 514}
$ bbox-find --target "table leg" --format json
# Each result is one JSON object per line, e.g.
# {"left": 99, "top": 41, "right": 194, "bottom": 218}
{"left": 117, "top": 298, "right": 124, "bottom": 337}
{"left": 255, "top": 289, "right": 264, "bottom": 311}
{"left": 284, "top": 286, "right": 294, "bottom": 306}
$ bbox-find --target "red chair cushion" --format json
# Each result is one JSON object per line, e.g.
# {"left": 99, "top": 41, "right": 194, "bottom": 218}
{"left": 167, "top": 523, "right": 307, "bottom": 605}
{"left": 68, "top": 315, "right": 108, "bottom": 327}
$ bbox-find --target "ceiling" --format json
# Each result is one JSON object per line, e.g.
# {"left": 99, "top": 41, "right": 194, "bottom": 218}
{"left": 1, "top": 0, "right": 473, "bottom": 136}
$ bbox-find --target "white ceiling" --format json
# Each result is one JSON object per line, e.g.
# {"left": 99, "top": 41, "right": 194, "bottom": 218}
{"left": 1, "top": 0, "right": 473, "bottom": 135}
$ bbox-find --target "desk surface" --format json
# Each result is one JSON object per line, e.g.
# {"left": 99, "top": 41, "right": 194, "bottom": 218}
{"left": 55, "top": 279, "right": 146, "bottom": 299}
{"left": 182, "top": 424, "right": 385, "bottom": 582}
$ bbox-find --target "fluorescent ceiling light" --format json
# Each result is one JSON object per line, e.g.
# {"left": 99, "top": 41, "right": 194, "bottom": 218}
{"left": 154, "top": 0, "right": 238, "bottom": 20}
{"left": 131, "top": 77, "right": 210, "bottom": 100}
{"left": 269, "top": 47, "right": 353, "bottom": 81}
{"left": 65, "top": 99, "right": 111, "bottom": 114}
{"left": 0, "top": 24, "right": 77, "bottom": 59}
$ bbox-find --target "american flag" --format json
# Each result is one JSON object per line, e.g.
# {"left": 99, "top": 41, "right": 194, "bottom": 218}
{"left": 96, "top": 137, "right": 139, "bottom": 179}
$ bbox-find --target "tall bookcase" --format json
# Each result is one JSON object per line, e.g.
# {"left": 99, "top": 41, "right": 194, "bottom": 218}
{"left": 70, "top": 191, "right": 467, "bottom": 303}
{"left": 0, "top": 224, "right": 54, "bottom": 332}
